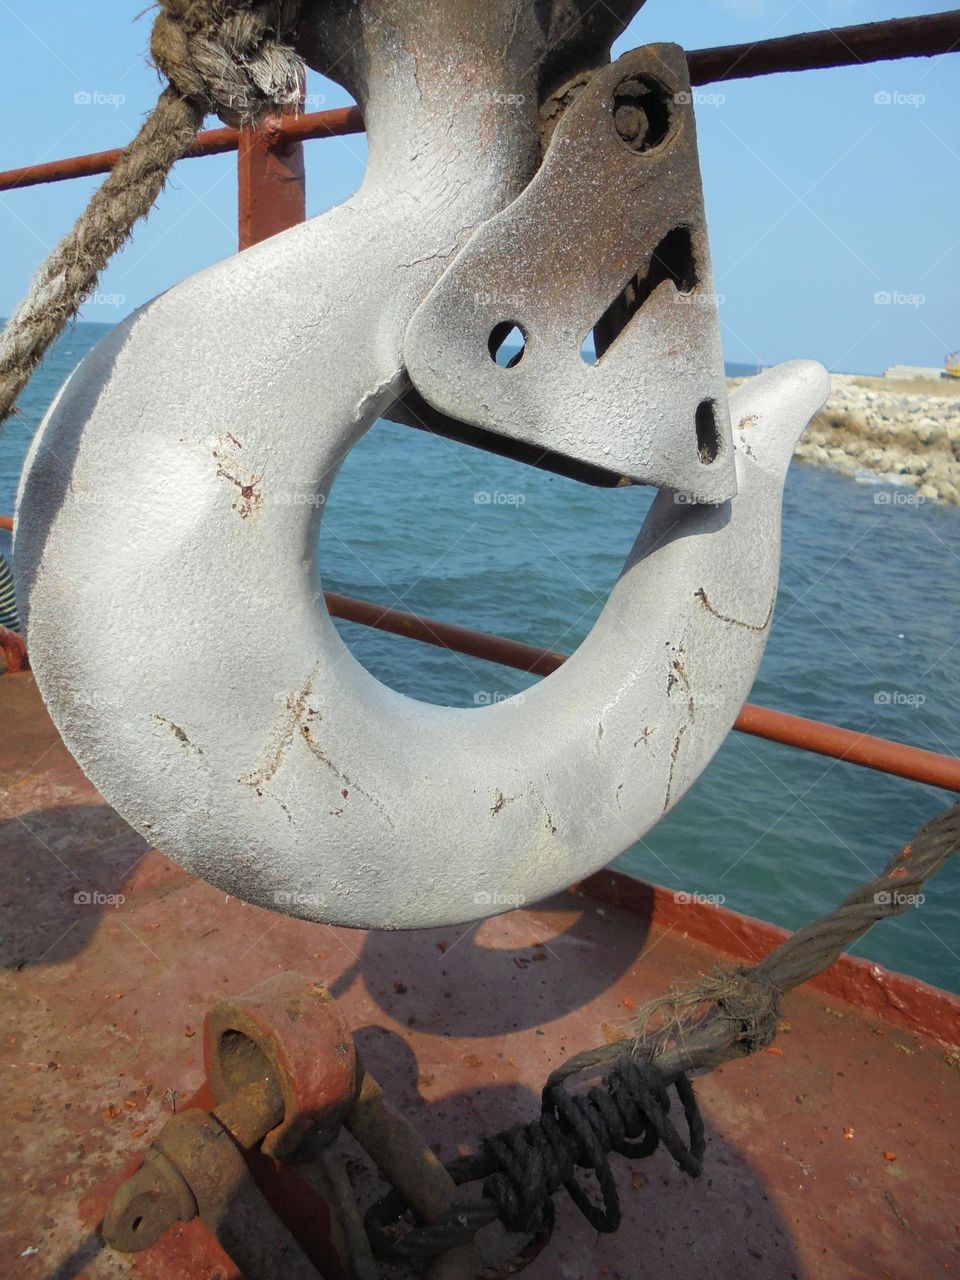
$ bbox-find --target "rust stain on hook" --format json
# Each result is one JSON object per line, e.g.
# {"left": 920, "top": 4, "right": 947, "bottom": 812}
{"left": 695, "top": 587, "right": 775, "bottom": 633}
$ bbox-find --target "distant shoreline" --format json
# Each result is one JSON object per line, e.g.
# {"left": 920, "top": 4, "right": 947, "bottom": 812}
{"left": 729, "top": 373, "right": 960, "bottom": 506}
{"left": 4, "top": 320, "right": 956, "bottom": 506}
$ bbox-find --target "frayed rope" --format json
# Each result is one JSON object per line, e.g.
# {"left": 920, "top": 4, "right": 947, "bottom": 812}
{"left": 0, "top": 1, "right": 304, "bottom": 428}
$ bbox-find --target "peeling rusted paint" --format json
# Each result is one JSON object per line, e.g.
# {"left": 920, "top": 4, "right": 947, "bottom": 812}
{"left": 633, "top": 726, "right": 657, "bottom": 751}
{"left": 664, "top": 722, "right": 688, "bottom": 811}
{"left": 154, "top": 715, "right": 204, "bottom": 757}
{"left": 300, "top": 730, "right": 396, "bottom": 831}
{"left": 491, "top": 789, "right": 520, "bottom": 816}
{"left": 695, "top": 586, "right": 775, "bottom": 633}
{"left": 241, "top": 669, "right": 319, "bottom": 791}
{"left": 212, "top": 438, "right": 263, "bottom": 520}
{"left": 529, "top": 786, "right": 558, "bottom": 836}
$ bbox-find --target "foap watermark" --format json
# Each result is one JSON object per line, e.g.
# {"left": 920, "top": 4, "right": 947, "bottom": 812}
{"left": 70, "top": 489, "right": 146, "bottom": 515}
{"left": 470, "top": 90, "right": 527, "bottom": 107}
{"left": 473, "top": 290, "right": 522, "bottom": 312}
{"left": 874, "top": 690, "right": 926, "bottom": 707}
{"left": 474, "top": 490, "right": 525, "bottom": 506}
{"left": 274, "top": 890, "right": 323, "bottom": 907}
{"left": 70, "top": 489, "right": 118, "bottom": 508}
{"left": 874, "top": 290, "right": 925, "bottom": 308}
{"left": 270, "top": 490, "right": 325, "bottom": 508}
{"left": 474, "top": 690, "right": 525, "bottom": 707}
{"left": 873, "top": 90, "right": 925, "bottom": 108}
{"left": 875, "top": 889, "right": 925, "bottom": 908}
{"left": 674, "top": 89, "right": 726, "bottom": 108}
{"left": 88, "top": 292, "right": 126, "bottom": 309}
{"left": 673, "top": 890, "right": 726, "bottom": 906}
{"left": 674, "top": 290, "right": 725, "bottom": 309}
{"left": 74, "top": 89, "right": 126, "bottom": 107}
{"left": 77, "top": 691, "right": 126, "bottom": 711}
{"left": 873, "top": 489, "right": 926, "bottom": 507}
{"left": 271, "top": 689, "right": 317, "bottom": 710}
{"left": 74, "top": 890, "right": 125, "bottom": 907}
{"left": 473, "top": 890, "right": 526, "bottom": 907}
{"left": 673, "top": 492, "right": 721, "bottom": 507}
{"left": 678, "top": 691, "right": 737, "bottom": 710}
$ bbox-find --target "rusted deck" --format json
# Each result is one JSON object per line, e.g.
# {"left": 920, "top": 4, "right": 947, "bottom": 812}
{"left": 2, "top": 670, "right": 958, "bottom": 1279}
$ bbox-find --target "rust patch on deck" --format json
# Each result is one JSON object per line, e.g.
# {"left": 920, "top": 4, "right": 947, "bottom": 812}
{"left": 2, "top": 673, "right": 959, "bottom": 1280}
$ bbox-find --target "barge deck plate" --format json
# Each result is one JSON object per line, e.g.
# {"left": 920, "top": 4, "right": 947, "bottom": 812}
{"left": 1, "top": 671, "right": 958, "bottom": 1279}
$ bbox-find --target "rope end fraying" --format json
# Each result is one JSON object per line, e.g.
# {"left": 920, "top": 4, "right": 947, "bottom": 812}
{"left": 0, "top": 1, "right": 308, "bottom": 429}
{"left": 151, "top": 1, "right": 305, "bottom": 127}
{"left": 628, "top": 965, "right": 782, "bottom": 1058}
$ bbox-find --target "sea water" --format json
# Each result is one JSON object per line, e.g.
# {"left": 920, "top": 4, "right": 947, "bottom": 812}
{"left": 2, "top": 322, "right": 957, "bottom": 991}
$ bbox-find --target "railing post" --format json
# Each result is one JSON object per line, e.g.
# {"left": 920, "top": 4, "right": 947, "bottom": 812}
{"left": 237, "top": 101, "right": 306, "bottom": 250}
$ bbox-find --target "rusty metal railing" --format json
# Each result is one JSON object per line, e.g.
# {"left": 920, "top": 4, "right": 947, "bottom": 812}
{"left": 2, "top": 11, "right": 959, "bottom": 792}
{"left": 1, "top": 522, "right": 956, "bottom": 790}
{"left": 0, "top": 107, "right": 364, "bottom": 194}
{"left": 322, "top": 593, "right": 960, "bottom": 792}
{"left": 2, "top": 13, "right": 959, "bottom": 195}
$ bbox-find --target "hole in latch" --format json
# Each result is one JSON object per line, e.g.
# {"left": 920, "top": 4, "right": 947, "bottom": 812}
{"left": 695, "top": 399, "right": 720, "bottom": 464}
{"left": 217, "top": 1029, "right": 272, "bottom": 1092}
{"left": 613, "top": 75, "right": 673, "bottom": 152}
{"left": 585, "top": 226, "right": 698, "bottom": 363}
{"left": 488, "top": 322, "right": 526, "bottom": 368}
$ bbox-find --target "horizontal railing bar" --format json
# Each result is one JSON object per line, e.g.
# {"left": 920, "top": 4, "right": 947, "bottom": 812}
{"left": 734, "top": 702, "right": 960, "bottom": 790}
{"left": 687, "top": 11, "right": 960, "bottom": 84}
{"left": 324, "top": 590, "right": 568, "bottom": 678}
{"left": 324, "top": 590, "right": 960, "bottom": 793}
{"left": 2, "top": 12, "right": 957, "bottom": 192}
{"left": 0, "top": 107, "right": 364, "bottom": 192}
{"left": 0, "top": 520, "right": 953, "bottom": 789}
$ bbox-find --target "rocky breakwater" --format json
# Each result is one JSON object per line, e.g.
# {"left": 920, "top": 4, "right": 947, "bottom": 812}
{"left": 793, "top": 374, "right": 960, "bottom": 505}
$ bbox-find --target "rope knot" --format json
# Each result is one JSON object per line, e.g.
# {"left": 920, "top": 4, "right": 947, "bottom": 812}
{"left": 713, "top": 966, "right": 782, "bottom": 1052}
{"left": 151, "top": 1, "right": 304, "bottom": 126}
{"left": 629, "top": 965, "right": 783, "bottom": 1060}
{"left": 479, "top": 1058, "right": 704, "bottom": 1237}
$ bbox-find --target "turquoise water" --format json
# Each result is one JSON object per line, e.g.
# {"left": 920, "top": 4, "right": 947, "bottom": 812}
{"left": 2, "top": 322, "right": 958, "bottom": 991}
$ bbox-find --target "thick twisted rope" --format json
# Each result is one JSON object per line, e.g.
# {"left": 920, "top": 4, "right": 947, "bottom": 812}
{"left": 0, "top": 1, "right": 304, "bottom": 428}
{"left": 0, "top": 550, "right": 19, "bottom": 631}
{"left": 150, "top": 0, "right": 304, "bottom": 126}
{"left": 367, "top": 1057, "right": 704, "bottom": 1261}
{"left": 367, "top": 803, "right": 960, "bottom": 1262}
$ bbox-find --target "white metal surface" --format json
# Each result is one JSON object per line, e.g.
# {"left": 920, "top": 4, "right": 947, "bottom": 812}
{"left": 14, "top": 21, "right": 828, "bottom": 929}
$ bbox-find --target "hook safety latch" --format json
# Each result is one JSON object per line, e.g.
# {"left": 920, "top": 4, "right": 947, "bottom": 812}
{"left": 405, "top": 43, "right": 736, "bottom": 505}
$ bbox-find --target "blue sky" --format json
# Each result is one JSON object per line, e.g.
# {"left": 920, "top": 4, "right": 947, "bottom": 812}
{"left": 0, "top": 0, "right": 957, "bottom": 373}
